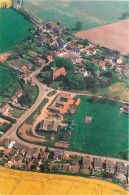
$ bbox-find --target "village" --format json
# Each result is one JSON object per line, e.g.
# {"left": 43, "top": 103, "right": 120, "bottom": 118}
{"left": 0, "top": 137, "right": 128, "bottom": 191}
{"left": 0, "top": 17, "right": 129, "bottom": 191}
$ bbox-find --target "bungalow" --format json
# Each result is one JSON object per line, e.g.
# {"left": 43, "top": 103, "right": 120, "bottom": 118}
{"left": 116, "top": 164, "right": 128, "bottom": 176}
{"left": 105, "top": 160, "right": 115, "bottom": 173}
{"left": 70, "top": 161, "right": 80, "bottom": 173}
{"left": 3, "top": 148, "right": 12, "bottom": 156}
{"left": 70, "top": 98, "right": 81, "bottom": 114}
{"left": 93, "top": 59, "right": 106, "bottom": 70}
{"left": 8, "top": 140, "right": 15, "bottom": 149}
{"left": 104, "top": 56, "right": 115, "bottom": 64}
{"left": 46, "top": 55, "right": 53, "bottom": 62}
{"left": 10, "top": 95, "right": 18, "bottom": 104}
{"left": 21, "top": 65, "right": 27, "bottom": 72}
{"left": 77, "top": 67, "right": 89, "bottom": 77}
{"left": 39, "top": 119, "right": 59, "bottom": 133}
{"left": 62, "top": 163, "right": 71, "bottom": 173}
{"left": 83, "top": 156, "right": 91, "bottom": 169}
{"left": 53, "top": 27, "right": 62, "bottom": 35}
{"left": 0, "top": 103, "right": 11, "bottom": 114}
{"left": 115, "top": 173, "right": 126, "bottom": 182}
{"left": 33, "top": 148, "right": 40, "bottom": 158}
{"left": 2, "top": 138, "right": 10, "bottom": 148}
{"left": 94, "top": 158, "right": 104, "bottom": 171}
{"left": 56, "top": 36, "right": 66, "bottom": 48}
{"left": 53, "top": 150, "right": 65, "bottom": 160}
{"left": 115, "top": 56, "right": 123, "bottom": 64}
{"left": 15, "top": 90, "right": 22, "bottom": 98}
{"left": 46, "top": 21, "right": 56, "bottom": 30}
{"left": 59, "top": 132, "right": 69, "bottom": 143}
{"left": 40, "top": 151, "right": 49, "bottom": 161}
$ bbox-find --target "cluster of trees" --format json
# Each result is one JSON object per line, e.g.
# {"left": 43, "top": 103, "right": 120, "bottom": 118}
{"left": 39, "top": 57, "right": 116, "bottom": 92}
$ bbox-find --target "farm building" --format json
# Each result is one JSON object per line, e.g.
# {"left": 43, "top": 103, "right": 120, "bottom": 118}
{"left": 39, "top": 119, "right": 59, "bottom": 133}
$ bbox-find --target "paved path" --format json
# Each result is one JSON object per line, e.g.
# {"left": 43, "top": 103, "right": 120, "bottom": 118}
{"left": 1, "top": 62, "right": 128, "bottom": 165}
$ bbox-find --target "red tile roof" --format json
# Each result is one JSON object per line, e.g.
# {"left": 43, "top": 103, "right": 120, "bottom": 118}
{"left": 74, "top": 98, "right": 81, "bottom": 107}
{"left": 93, "top": 59, "right": 105, "bottom": 67}
{"left": 54, "top": 67, "right": 67, "bottom": 79}
{"left": 3, "top": 148, "right": 12, "bottom": 155}
{"left": 21, "top": 65, "right": 27, "bottom": 71}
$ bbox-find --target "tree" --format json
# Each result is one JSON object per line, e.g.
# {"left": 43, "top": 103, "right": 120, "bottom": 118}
{"left": 122, "top": 12, "right": 128, "bottom": 20}
{"left": 76, "top": 21, "right": 82, "bottom": 30}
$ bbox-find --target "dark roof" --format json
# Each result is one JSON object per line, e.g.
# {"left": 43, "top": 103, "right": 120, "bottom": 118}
{"left": 59, "top": 132, "right": 69, "bottom": 143}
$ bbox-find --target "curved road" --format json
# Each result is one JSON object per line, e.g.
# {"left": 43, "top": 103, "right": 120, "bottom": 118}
{"left": 1, "top": 62, "right": 128, "bottom": 165}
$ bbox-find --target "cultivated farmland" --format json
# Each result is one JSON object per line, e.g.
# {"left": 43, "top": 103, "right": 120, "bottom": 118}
{"left": 23, "top": 0, "right": 129, "bottom": 32}
{"left": 0, "top": 167, "right": 127, "bottom": 195}
{"left": 74, "top": 19, "right": 129, "bottom": 55}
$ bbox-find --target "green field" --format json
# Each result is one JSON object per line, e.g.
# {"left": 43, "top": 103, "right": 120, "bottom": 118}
{"left": 0, "top": 8, "right": 33, "bottom": 53}
{"left": 0, "top": 66, "right": 16, "bottom": 92}
{"left": 23, "top": 0, "right": 129, "bottom": 32}
{"left": 69, "top": 96, "right": 128, "bottom": 158}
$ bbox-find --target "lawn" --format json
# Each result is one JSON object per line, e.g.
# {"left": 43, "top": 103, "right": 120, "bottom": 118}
{"left": 0, "top": 66, "right": 16, "bottom": 92}
{"left": 11, "top": 108, "right": 24, "bottom": 118}
{"left": 69, "top": 95, "right": 128, "bottom": 158}
{"left": 0, "top": 8, "right": 33, "bottom": 53}
{"left": 23, "top": 0, "right": 129, "bottom": 32}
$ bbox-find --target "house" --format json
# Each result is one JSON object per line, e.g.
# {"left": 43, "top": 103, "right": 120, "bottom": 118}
{"left": 8, "top": 140, "right": 16, "bottom": 149}
{"left": 10, "top": 95, "right": 18, "bottom": 104}
{"left": 90, "top": 48, "right": 96, "bottom": 55}
{"left": 23, "top": 73, "right": 31, "bottom": 84}
{"left": 53, "top": 150, "right": 65, "bottom": 160}
{"left": 121, "top": 104, "right": 129, "bottom": 114}
{"left": 0, "top": 103, "right": 11, "bottom": 113}
{"left": 70, "top": 161, "right": 80, "bottom": 173}
{"left": 46, "top": 21, "right": 56, "bottom": 29}
{"left": 59, "top": 132, "right": 69, "bottom": 143}
{"left": 66, "top": 45, "right": 75, "bottom": 50}
{"left": 77, "top": 68, "right": 88, "bottom": 77}
{"left": 37, "top": 57, "right": 46, "bottom": 65}
{"left": 115, "top": 173, "right": 126, "bottom": 182}
{"left": 33, "top": 148, "right": 40, "bottom": 158}
{"left": 83, "top": 157, "right": 91, "bottom": 169}
{"left": 25, "top": 161, "right": 33, "bottom": 170}
{"left": 70, "top": 98, "right": 81, "bottom": 114}
{"left": 3, "top": 148, "right": 12, "bottom": 155}
{"left": 115, "top": 56, "right": 123, "bottom": 64}
{"left": 94, "top": 158, "right": 104, "bottom": 171}
{"left": 2, "top": 138, "right": 10, "bottom": 148}
{"left": 46, "top": 55, "right": 53, "bottom": 62}
{"left": 53, "top": 27, "right": 62, "bottom": 35}
{"left": 15, "top": 90, "right": 22, "bottom": 98}
{"left": 56, "top": 36, "right": 66, "bottom": 48}
{"left": 21, "top": 65, "right": 27, "bottom": 72}
{"left": 82, "top": 49, "right": 90, "bottom": 55}
{"left": 39, "top": 119, "right": 59, "bottom": 133}
{"left": 40, "top": 151, "right": 49, "bottom": 161}
{"left": 104, "top": 56, "right": 115, "bottom": 64}
{"left": 105, "top": 160, "right": 115, "bottom": 173}
{"left": 116, "top": 164, "right": 128, "bottom": 176}
{"left": 51, "top": 67, "right": 67, "bottom": 80}
{"left": 62, "top": 163, "right": 71, "bottom": 173}
{"left": 93, "top": 59, "right": 106, "bottom": 70}
{"left": 72, "top": 47, "right": 81, "bottom": 54}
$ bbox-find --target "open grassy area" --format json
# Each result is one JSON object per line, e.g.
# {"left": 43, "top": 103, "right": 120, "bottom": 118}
{"left": 69, "top": 96, "right": 128, "bottom": 158}
{"left": 23, "top": 0, "right": 129, "bottom": 32}
{"left": 97, "top": 82, "right": 129, "bottom": 102}
{"left": 0, "top": 8, "right": 33, "bottom": 53}
{"left": 11, "top": 108, "right": 25, "bottom": 118}
{"left": 0, "top": 66, "right": 16, "bottom": 92}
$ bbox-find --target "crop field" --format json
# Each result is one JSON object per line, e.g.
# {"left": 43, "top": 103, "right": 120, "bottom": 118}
{"left": 74, "top": 19, "right": 129, "bottom": 55}
{"left": 69, "top": 96, "right": 128, "bottom": 158}
{"left": 0, "top": 167, "right": 127, "bottom": 195}
{"left": 23, "top": 0, "right": 129, "bottom": 32}
{"left": 0, "top": 66, "right": 16, "bottom": 92}
{"left": 97, "top": 82, "right": 129, "bottom": 102}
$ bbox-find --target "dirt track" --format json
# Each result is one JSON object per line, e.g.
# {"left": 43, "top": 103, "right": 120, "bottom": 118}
{"left": 74, "top": 19, "right": 129, "bottom": 55}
